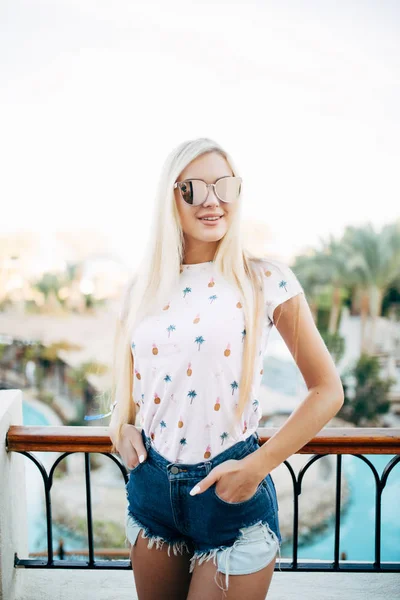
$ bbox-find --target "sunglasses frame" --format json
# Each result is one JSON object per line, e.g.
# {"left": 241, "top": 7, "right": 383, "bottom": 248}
{"left": 173, "top": 176, "right": 242, "bottom": 206}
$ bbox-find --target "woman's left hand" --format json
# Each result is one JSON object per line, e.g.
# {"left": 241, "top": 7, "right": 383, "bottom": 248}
{"left": 189, "top": 457, "right": 265, "bottom": 502}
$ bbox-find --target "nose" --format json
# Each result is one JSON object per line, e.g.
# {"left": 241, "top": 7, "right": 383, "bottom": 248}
{"left": 202, "top": 184, "right": 220, "bottom": 207}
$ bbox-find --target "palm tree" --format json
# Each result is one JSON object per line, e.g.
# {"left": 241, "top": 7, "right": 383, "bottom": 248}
{"left": 195, "top": 336, "right": 205, "bottom": 351}
{"left": 167, "top": 324, "right": 176, "bottom": 338}
{"left": 230, "top": 380, "right": 238, "bottom": 395}
{"left": 307, "top": 233, "right": 352, "bottom": 334}
{"left": 33, "top": 273, "right": 64, "bottom": 312}
{"left": 341, "top": 221, "right": 400, "bottom": 353}
{"left": 209, "top": 295, "right": 217, "bottom": 303}
{"left": 293, "top": 221, "right": 400, "bottom": 356}
{"left": 187, "top": 389, "right": 197, "bottom": 404}
{"left": 220, "top": 432, "right": 229, "bottom": 445}
{"left": 278, "top": 280, "right": 287, "bottom": 292}
{"left": 183, "top": 287, "right": 192, "bottom": 298}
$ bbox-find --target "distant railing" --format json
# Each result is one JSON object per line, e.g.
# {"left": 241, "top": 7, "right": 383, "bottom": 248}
{"left": 6, "top": 426, "right": 400, "bottom": 573}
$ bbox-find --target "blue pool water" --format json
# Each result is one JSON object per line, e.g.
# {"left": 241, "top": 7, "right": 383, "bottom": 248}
{"left": 22, "top": 401, "right": 51, "bottom": 426}
{"left": 295, "top": 453, "right": 400, "bottom": 563}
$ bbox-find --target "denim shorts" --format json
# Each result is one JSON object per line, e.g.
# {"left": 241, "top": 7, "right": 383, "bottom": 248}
{"left": 124, "top": 428, "right": 282, "bottom": 593}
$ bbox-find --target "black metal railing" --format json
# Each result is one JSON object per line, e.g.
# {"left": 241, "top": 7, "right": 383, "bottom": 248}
{"left": 6, "top": 425, "right": 400, "bottom": 572}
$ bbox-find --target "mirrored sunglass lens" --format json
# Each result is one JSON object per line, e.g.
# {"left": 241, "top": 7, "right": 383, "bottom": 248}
{"left": 180, "top": 180, "right": 207, "bottom": 205}
{"left": 215, "top": 177, "right": 241, "bottom": 202}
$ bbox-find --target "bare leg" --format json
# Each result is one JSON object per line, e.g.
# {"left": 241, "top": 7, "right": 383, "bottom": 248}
{"left": 187, "top": 552, "right": 277, "bottom": 600}
{"left": 129, "top": 529, "right": 194, "bottom": 600}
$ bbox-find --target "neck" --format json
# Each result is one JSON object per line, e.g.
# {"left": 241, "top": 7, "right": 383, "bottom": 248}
{"left": 182, "top": 240, "right": 218, "bottom": 265}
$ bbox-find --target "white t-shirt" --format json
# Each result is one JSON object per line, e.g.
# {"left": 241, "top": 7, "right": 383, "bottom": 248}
{"left": 127, "top": 259, "right": 304, "bottom": 464}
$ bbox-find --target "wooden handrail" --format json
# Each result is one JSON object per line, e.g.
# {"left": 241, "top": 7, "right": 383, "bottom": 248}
{"left": 6, "top": 425, "right": 400, "bottom": 454}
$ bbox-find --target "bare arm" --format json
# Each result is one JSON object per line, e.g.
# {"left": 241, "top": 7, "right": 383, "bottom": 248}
{"left": 246, "top": 292, "right": 344, "bottom": 479}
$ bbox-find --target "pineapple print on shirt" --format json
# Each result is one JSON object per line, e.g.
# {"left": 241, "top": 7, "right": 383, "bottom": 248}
{"left": 128, "top": 259, "right": 304, "bottom": 464}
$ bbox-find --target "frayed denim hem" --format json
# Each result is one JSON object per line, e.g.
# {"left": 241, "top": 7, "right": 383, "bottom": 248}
{"left": 188, "top": 519, "right": 282, "bottom": 596}
{"left": 125, "top": 508, "right": 192, "bottom": 557}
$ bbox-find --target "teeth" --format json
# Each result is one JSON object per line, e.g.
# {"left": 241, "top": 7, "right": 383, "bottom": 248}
{"left": 202, "top": 217, "right": 220, "bottom": 221}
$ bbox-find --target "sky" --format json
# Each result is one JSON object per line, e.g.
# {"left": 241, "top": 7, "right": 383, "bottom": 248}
{"left": 1, "top": 0, "right": 399, "bottom": 271}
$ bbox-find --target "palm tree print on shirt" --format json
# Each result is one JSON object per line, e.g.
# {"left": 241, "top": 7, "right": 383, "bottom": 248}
{"left": 133, "top": 260, "right": 283, "bottom": 463}
{"left": 188, "top": 389, "right": 197, "bottom": 404}
{"left": 167, "top": 324, "right": 176, "bottom": 337}
{"left": 195, "top": 336, "right": 205, "bottom": 350}
{"left": 279, "top": 279, "right": 288, "bottom": 292}
{"left": 164, "top": 374, "right": 172, "bottom": 391}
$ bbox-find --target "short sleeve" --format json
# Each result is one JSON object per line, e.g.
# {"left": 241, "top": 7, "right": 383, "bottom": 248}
{"left": 261, "top": 259, "right": 305, "bottom": 324}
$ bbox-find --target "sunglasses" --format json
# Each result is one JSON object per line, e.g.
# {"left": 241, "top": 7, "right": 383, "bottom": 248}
{"left": 174, "top": 176, "right": 242, "bottom": 206}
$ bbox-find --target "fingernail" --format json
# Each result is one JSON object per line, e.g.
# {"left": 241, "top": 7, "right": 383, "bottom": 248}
{"left": 139, "top": 454, "right": 145, "bottom": 463}
{"left": 189, "top": 485, "right": 200, "bottom": 496}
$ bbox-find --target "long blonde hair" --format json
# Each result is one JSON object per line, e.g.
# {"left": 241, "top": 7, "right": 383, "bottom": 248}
{"left": 105, "top": 137, "right": 300, "bottom": 453}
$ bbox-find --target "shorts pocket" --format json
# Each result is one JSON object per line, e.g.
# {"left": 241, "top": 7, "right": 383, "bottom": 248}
{"left": 212, "top": 479, "right": 266, "bottom": 506}
{"left": 130, "top": 460, "right": 146, "bottom": 474}
{"left": 125, "top": 459, "right": 147, "bottom": 488}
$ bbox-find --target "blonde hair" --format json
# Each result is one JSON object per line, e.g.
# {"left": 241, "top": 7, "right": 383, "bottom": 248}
{"left": 105, "top": 137, "right": 300, "bottom": 453}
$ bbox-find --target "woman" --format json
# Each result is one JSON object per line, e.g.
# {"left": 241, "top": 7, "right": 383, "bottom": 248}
{"left": 98, "top": 138, "right": 343, "bottom": 599}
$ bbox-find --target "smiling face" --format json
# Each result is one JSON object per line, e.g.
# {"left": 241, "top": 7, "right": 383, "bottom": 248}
{"left": 174, "top": 151, "right": 237, "bottom": 264}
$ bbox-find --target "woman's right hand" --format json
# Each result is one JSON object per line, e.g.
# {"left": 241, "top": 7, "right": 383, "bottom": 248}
{"left": 111, "top": 424, "right": 148, "bottom": 470}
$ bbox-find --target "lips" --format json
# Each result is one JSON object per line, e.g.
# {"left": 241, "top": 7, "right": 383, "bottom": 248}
{"left": 198, "top": 215, "right": 223, "bottom": 220}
